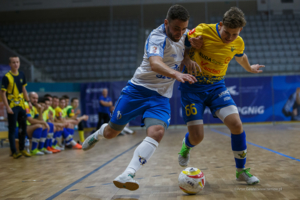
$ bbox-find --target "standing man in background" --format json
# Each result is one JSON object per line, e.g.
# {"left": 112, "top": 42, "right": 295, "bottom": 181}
{"left": 96, "top": 89, "right": 112, "bottom": 130}
{"left": 0, "top": 56, "right": 32, "bottom": 158}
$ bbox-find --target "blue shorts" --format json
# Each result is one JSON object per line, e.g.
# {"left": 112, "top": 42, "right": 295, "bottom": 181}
{"left": 181, "top": 85, "right": 236, "bottom": 123}
{"left": 110, "top": 82, "right": 171, "bottom": 128}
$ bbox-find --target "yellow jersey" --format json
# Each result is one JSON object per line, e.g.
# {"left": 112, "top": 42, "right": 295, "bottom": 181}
{"left": 179, "top": 23, "right": 245, "bottom": 92}
{"left": 1, "top": 71, "right": 27, "bottom": 109}
{"left": 25, "top": 102, "right": 39, "bottom": 125}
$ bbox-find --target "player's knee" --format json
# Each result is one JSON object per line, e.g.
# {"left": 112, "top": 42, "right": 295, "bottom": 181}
{"left": 147, "top": 125, "right": 165, "bottom": 143}
{"left": 230, "top": 120, "right": 243, "bottom": 132}
{"left": 36, "top": 124, "right": 43, "bottom": 129}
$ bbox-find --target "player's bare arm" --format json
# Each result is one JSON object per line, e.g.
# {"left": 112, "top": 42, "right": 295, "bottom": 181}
{"left": 149, "top": 56, "right": 197, "bottom": 84}
{"left": 235, "top": 54, "right": 265, "bottom": 73}
{"left": 180, "top": 48, "right": 201, "bottom": 76}
{"left": 0, "top": 90, "right": 13, "bottom": 114}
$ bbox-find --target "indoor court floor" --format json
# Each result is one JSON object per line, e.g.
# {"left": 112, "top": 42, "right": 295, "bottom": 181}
{"left": 0, "top": 123, "right": 299, "bottom": 200}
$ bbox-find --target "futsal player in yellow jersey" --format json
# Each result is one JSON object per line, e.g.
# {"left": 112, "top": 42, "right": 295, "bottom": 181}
{"left": 178, "top": 7, "right": 264, "bottom": 185}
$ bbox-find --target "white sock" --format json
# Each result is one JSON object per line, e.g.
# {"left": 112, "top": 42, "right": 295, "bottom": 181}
{"left": 123, "top": 127, "right": 134, "bottom": 134}
{"left": 71, "top": 140, "right": 77, "bottom": 146}
{"left": 124, "top": 137, "right": 159, "bottom": 175}
{"left": 96, "top": 123, "right": 108, "bottom": 139}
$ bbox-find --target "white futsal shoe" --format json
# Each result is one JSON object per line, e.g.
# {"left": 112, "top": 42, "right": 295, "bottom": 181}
{"left": 113, "top": 173, "right": 139, "bottom": 191}
{"left": 236, "top": 168, "right": 260, "bottom": 185}
{"left": 82, "top": 123, "right": 107, "bottom": 151}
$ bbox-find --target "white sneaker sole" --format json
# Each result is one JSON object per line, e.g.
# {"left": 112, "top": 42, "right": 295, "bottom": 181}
{"left": 113, "top": 180, "right": 139, "bottom": 191}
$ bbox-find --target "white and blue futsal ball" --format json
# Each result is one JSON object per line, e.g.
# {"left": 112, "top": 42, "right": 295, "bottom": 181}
{"left": 178, "top": 167, "right": 205, "bottom": 195}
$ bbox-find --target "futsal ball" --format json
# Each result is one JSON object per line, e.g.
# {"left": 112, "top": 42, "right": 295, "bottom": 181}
{"left": 178, "top": 167, "right": 205, "bottom": 195}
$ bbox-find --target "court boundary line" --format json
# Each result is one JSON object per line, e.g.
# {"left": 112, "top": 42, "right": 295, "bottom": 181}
{"left": 45, "top": 141, "right": 141, "bottom": 200}
{"left": 210, "top": 128, "right": 300, "bottom": 162}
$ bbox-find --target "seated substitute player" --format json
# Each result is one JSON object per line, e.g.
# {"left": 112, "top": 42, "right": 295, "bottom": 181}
{"left": 55, "top": 97, "right": 82, "bottom": 149}
{"left": 25, "top": 92, "right": 50, "bottom": 155}
{"left": 83, "top": 4, "right": 202, "bottom": 191}
{"left": 177, "top": 7, "right": 264, "bottom": 185}
{"left": 65, "top": 97, "right": 89, "bottom": 143}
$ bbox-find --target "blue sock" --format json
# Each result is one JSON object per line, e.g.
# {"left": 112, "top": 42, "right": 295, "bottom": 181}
{"left": 66, "top": 128, "right": 74, "bottom": 136}
{"left": 231, "top": 131, "right": 247, "bottom": 169}
{"left": 39, "top": 128, "right": 48, "bottom": 150}
{"left": 45, "top": 123, "right": 54, "bottom": 148}
{"left": 53, "top": 131, "right": 58, "bottom": 146}
{"left": 31, "top": 127, "right": 42, "bottom": 151}
{"left": 63, "top": 128, "right": 73, "bottom": 144}
{"left": 184, "top": 132, "right": 195, "bottom": 148}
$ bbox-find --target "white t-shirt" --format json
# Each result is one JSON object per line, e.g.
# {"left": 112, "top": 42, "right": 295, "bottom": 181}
{"left": 131, "top": 24, "right": 189, "bottom": 98}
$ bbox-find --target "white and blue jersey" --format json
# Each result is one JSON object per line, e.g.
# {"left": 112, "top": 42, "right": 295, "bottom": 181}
{"left": 111, "top": 24, "right": 189, "bottom": 128}
{"left": 131, "top": 24, "right": 189, "bottom": 98}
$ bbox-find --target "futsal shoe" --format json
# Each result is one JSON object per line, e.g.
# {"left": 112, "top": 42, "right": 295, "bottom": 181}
{"left": 178, "top": 138, "right": 191, "bottom": 167}
{"left": 31, "top": 149, "right": 44, "bottom": 156}
{"left": 47, "top": 146, "right": 60, "bottom": 153}
{"left": 12, "top": 152, "right": 22, "bottom": 159}
{"left": 113, "top": 173, "right": 139, "bottom": 191}
{"left": 236, "top": 168, "right": 260, "bottom": 185}
{"left": 72, "top": 143, "right": 82, "bottom": 149}
{"left": 41, "top": 148, "right": 52, "bottom": 154}
{"left": 82, "top": 123, "right": 107, "bottom": 151}
{"left": 21, "top": 150, "right": 32, "bottom": 157}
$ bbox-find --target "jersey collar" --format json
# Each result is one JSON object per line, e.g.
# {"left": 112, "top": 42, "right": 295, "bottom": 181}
{"left": 9, "top": 70, "right": 19, "bottom": 76}
{"left": 216, "top": 23, "right": 222, "bottom": 39}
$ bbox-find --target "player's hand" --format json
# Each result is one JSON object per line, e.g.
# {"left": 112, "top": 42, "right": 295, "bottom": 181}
{"left": 181, "top": 58, "right": 201, "bottom": 76}
{"left": 7, "top": 107, "right": 14, "bottom": 114}
{"left": 83, "top": 115, "right": 89, "bottom": 121}
{"left": 250, "top": 64, "right": 265, "bottom": 73}
{"left": 189, "top": 36, "right": 203, "bottom": 50}
{"left": 175, "top": 72, "right": 197, "bottom": 84}
{"left": 76, "top": 109, "right": 81, "bottom": 115}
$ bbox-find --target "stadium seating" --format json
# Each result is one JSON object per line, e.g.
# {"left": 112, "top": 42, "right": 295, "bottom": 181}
{"left": 0, "top": 20, "right": 139, "bottom": 80}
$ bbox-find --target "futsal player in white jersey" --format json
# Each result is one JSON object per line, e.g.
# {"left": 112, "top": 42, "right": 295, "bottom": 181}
{"left": 83, "top": 5, "right": 201, "bottom": 191}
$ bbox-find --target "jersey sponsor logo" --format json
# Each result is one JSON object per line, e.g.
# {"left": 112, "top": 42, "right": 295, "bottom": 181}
{"left": 203, "top": 66, "right": 220, "bottom": 74}
{"left": 218, "top": 90, "right": 230, "bottom": 97}
{"left": 199, "top": 52, "right": 223, "bottom": 66}
{"left": 189, "top": 28, "right": 195, "bottom": 35}
{"left": 170, "top": 54, "right": 177, "bottom": 58}
{"left": 150, "top": 46, "right": 160, "bottom": 54}
{"left": 231, "top": 46, "right": 236, "bottom": 52}
{"left": 224, "top": 57, "right": 231, "bottom": 64}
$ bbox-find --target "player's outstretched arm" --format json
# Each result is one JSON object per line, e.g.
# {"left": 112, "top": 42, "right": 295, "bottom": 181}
{"left": 149, "top": 56, "right": 197, "bottom": 84}
{"left": 235, "top": 53, "right": 265, "bottom": 73}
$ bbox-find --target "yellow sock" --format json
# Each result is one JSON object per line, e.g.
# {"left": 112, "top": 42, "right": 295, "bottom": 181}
{"left": 79, "top": 131, "right": 85, "bottom": 142}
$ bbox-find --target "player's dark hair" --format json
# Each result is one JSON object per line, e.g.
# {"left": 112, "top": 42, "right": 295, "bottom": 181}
{"left": 71, "top": 97, "right": 78, "bottom": 103}
{"left": 52, "top": 96, "right": 59, "bottom": 100}
{"left": 44, "top": 94, "right": 52, "bottom": 98}
{"left": 59, "top": 97, "right": 65, "bottom": 101}
{"left": 223, "top": 7, "right": 246, "bottom": 28}
{"left": 62, "top": 95, "right": 69, "bottom": 99}
{"left": 38, "top": 97, "right": 45, "bottom": 103}
{"left": 44, "top": 97, "right": 50, "bottom": 102}
{"left": 9, "top": 56, "right": 19, "bottom": 63}
{"left": 166, "top": 4, "right": 190, "bottom": 22}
